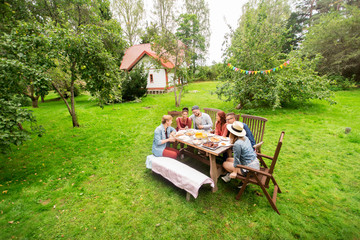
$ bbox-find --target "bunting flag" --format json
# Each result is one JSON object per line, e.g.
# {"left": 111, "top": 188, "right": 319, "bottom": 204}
{"left": 227, "top": 60, "right": 290, "bottom": 75}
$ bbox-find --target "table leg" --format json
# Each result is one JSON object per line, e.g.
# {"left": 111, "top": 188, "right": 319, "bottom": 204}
{"left": 209, "top": 154, "right": 218, "bottom": 192}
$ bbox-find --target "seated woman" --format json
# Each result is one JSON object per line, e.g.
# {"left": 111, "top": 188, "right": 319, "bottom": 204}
{"left": 221, "top": 121, "right": 260, "bottom": 187}
{"left": 176, "top": 107, "right": 192, "bottom": 131}
{"left": 214, "top": 111, "right": 228, "bottom": 137}
{"left": 152, "top": 115, "right": 180, "bottom": 159}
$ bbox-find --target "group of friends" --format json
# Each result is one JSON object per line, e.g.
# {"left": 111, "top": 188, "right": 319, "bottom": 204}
{"left": 151, "top": 105, "right": 260, "bottom": 186}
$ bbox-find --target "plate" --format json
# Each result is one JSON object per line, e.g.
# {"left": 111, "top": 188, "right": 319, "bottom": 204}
{"left": 221, "top": 137, "right": 229, "bottom": 141}
{"left": 209, "top": 137, "right": 221, "bottom": 143}
{"left": 219, "top": 141, "right": 231, "bottom": 147}
{"left": 202, "top": 142, "right": 220, "bottom": 150}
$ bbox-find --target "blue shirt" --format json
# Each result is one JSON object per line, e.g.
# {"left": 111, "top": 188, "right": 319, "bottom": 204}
{"left": 243, "top": 123, "right": 256, "bottom": 147}
{"left": 233, "top": 136, "right": 257, "bottom": 168}
{"left": 152, "top": 124, "right": 176, "bottom": 157}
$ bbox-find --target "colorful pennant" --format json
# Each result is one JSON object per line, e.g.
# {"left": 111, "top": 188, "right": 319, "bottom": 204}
{"left": 227, "top": 60, "right": 290, "bottom": 75}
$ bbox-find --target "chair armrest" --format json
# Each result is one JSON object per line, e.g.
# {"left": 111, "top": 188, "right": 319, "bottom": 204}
{"left": 235, "top": 164, "right": 272, "bottom": 177}
{"left": 253, "top": 141, "right": 263, "bottom": 151}
{"left": 256, "top": 152, "right": 273, "bottom": 160}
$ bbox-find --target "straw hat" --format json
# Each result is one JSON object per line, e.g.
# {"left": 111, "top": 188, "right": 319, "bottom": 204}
{"left": 227, "top": 121, "right": 246, "bottom": 137}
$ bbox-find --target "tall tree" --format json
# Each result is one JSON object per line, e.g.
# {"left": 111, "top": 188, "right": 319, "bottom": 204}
{"left": 111, "top": 0, "right": 144, "bottom": 45}
{"left": 152, "top": 0, "right": 177, "bottom": 32}
{"left": 152, "top": 30, "right": 189, "bottom": 107}
{"left": 183, "top": 0, "right": 210, "bottom": 66}
{"left": 302, "top": 5, "right": 360, "bottom": 82}
{"left": 216, "top": 0, "right": 332, "bottom": 109}
{"left": 176, "top": 13, "right": 205, "bottom": 73}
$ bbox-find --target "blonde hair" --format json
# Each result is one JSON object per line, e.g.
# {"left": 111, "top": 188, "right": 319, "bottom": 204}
{"left": 161, "top": 115, "right": 173, "bottom": 124}
{"left": 229, "top": 132, "right": 245, "bottom": 144}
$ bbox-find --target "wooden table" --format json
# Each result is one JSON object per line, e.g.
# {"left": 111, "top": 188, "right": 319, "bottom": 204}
{"left": 175, "top": 134, "right": 232, "bottom": 192}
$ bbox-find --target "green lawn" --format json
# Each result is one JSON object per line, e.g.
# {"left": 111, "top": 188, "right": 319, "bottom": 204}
{"left": 1, "top": 81, "right": 359, "bottom": 239}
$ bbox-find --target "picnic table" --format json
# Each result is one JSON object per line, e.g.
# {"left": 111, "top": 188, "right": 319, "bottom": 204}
{"left": 174, "top": 130, "right": 233, "bottom": 192}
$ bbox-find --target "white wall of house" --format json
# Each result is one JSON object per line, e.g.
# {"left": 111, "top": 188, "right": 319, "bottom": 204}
{"left": 135, "top": 55, "right": 168, "bottom": 89}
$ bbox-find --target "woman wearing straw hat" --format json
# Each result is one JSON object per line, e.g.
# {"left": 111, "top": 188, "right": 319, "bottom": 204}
{"left": 221, "top": 121, "right": 260, "bottom": 186}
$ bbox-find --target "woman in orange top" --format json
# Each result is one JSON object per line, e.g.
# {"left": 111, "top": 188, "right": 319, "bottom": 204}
{"left": 215, "top": 111, "right": 228, "bottom": 137}
{"left": 176, "top": 107, "right": 192, "bottom": 131}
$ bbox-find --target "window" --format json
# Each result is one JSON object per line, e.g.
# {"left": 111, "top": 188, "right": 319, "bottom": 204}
{"left": 150, "top": 74, "right": 154, "bottom": 83}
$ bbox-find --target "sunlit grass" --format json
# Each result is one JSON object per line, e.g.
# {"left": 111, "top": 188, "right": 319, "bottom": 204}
{"left": 1, "top": 82, "right": 359, "bottom": 239}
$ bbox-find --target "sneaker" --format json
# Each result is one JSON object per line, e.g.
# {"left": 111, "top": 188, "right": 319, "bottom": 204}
{"left": 221, "top": 173, "right": 231, "bottom": 183}
{"left": 237, "top": 182, "right": 244, "bottom": 189}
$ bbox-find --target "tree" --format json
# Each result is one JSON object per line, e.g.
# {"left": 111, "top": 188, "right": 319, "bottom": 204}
{"left": 302, "top": 5, "right": 360, "bottom": 82}
{"left": 151, "top": 0, "right": 177, "bottom": 32}
{"left": 216, "top": 0, "right": 332, "bottom": 109}
{"left": 152, "top": 30, "right": 188, "bottom": 107}
{"left": 183, "top": 0, "right": 210, "bottom": 66}
{"left": 0, "top": 22, "right": 54, "bottom": 108}
{"left": 111, "top": 0, "right": 144, "bottom": 45}
{"left": 176, "top": 13, "right": 205, "bottom": 74}
{"left": 50, "top": 24, "right": 123, "bottom": 127}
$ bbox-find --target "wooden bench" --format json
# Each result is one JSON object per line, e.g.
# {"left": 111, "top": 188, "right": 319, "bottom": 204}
{"left": 146, "top": 155, "right": 214, "bottom": 200}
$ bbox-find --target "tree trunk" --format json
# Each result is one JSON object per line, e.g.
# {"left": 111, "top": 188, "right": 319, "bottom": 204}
{"left": 70, "top": 62, "right": 80, "bottom": 127}
{"left": 173, "top": 52, "right": 180, "bottom": 107}
{"left": 31, "top": 96, "right": 39, "bottom": 108}
{"left": 41, "top": 95, "right": 45, "bottom": 103}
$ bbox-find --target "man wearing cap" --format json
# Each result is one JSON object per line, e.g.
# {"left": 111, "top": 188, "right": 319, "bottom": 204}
{"left": 189, "top": 105, "right": 213, "bottom": 131}
{"left": 226, "top": 112, "right": 256, "bottom": 147}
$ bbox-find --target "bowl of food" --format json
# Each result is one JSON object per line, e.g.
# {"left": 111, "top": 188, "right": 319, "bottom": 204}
{"left": 195, "top": 132, "right": 208, "bottom": 139}
{"left": 192, "top": 139, "right": 203, "bottom": 145}
{"left": 185, "top": 131, "right": 195, "bottom": 136}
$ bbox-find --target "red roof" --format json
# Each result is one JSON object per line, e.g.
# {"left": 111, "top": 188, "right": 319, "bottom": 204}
{"left": 120, "top": 42, "right": 185, "bottom": 71}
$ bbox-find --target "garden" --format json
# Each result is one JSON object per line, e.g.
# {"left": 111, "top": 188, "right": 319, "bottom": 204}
{"left": 1, "top": 81, "right": 359, "bottom": 239}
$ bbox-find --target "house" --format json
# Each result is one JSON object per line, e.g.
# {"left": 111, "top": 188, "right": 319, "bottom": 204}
{"left": 119, "top": 42, "right": 185, "bottom": 94}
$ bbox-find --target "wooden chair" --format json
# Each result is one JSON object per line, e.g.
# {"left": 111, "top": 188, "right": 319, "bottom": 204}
{"left": 235, "top": 131, "right": 285, "bottom": 214}
{"left": 241, "top": 114, "right": 268, "bottom": 152}
{"left": 203, "top": 108, "right": 221, "bottom": 129}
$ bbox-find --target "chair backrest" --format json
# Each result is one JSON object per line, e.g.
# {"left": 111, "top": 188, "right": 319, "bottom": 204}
{"left": 168, "top": 111, "right": 182, "bottom": 129}
{"left": 241, "top": 114, "right": 268, "bottom": 144}
{"left": 203, "top": 108, "right": 221, "bottom": 129}
{"left": 268, "top": 131, "right": 285, "bottom": 174}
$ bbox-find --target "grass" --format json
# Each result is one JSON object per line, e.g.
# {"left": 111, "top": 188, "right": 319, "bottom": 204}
{"left": 1, "top": 81, "right": 360, "bottom": 239}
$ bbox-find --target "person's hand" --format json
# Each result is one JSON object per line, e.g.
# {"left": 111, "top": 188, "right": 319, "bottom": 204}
{"left": 168, "top": 136, "right": 175, "bottom": 142}
{"left": 198, "top": 125, "right": 203, "bottom": 129}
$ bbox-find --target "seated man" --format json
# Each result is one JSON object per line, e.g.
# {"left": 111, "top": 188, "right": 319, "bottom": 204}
{"left": 226, "top": 112, "right": 256, "bottom": 147}
{"left": 189, "top": 105, "right": 213, "bottom": 131}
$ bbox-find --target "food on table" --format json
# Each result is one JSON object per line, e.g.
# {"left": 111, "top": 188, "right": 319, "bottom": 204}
{"left": 210, "top": 137, "right": 220, "bottom": 143}
{"left": 193, "top": 139, "right": 202, "bottom": 145}
{"left": 203, "top": 142, "right": 218, "bottom": 148}
{"left": 221, "top": 137, "right": 229, "bottom": 141}
{"left": 221, "top": 142, "right": 227, "bottom": 146}
{"left": 185, "top": 131, "right": 195, "bottom": 136}
{"left": 175, "top": 132, "right": 184, "bottom": 137}
{"left": 195, "top": 132, "right": 207, "bottom": 139}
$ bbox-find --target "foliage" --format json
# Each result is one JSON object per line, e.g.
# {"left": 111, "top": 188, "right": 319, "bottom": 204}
{"left": 0, "top": 21, "right": 55, "bottom": 107}
{"left": 151, "top": 0, "right": 176, "bottom": 32}
{"left": 121, "top": 65, "right": 148, "bottom": 102}
{"left": 111, "top": 0, "right": 144, "bottom": 45}
{"left": 301, "top": 5, "right": 360, "bottom": 82}
{"left": 0, "top": 83, "right": 360, "bottom": 239}
{"left": 183, "top": 0, "right": 210, "bottom": 67}
{"left": 140, "top": 22, "right": 160, "bottom": 44}
{"left": 328, "top": 75, "right": 357, "bottom": 91}
{"left": 176, "top": 13, "right": 205, "bottom": 73}
{"left": 0, "top": 99, "right": 44, "bottom": 151}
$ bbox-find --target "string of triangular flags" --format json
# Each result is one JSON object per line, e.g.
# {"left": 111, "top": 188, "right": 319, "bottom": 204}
{"left": 227, "top": 60, "right": 290, "bottom": 75}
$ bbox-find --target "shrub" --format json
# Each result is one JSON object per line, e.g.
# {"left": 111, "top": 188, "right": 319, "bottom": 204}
{"left": 121, "top": 65, "right": 148, "bottom": 102}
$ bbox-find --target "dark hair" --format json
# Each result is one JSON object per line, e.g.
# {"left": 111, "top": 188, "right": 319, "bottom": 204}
{"left": 226, "top": 112, "right": 235, "bottom": 117}
{"left": 182, "top": 107, "right": 189, "bottom": 113}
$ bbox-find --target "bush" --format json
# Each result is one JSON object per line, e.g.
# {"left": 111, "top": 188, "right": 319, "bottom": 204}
{"left": 12, "top": 95, "right": 32, "bottom": 107}
{"left": 121, "top": 66, "right": 148, "bottom": 102}
{"left": 328, "top": 75, "right": 356, "bottom": 91}
{"left": 216, "top": 52, "right": 334, "bottom": 109}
